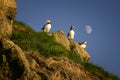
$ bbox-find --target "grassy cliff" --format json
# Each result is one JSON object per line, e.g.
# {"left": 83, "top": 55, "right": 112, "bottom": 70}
{"left": 0, "top": 20, "right": 119, "bottom": 80}
{"left": 8, "top": 20, "right": 119, "bottom": 80}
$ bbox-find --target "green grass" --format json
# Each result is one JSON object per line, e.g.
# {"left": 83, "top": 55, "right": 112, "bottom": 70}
{"left": 11, "top": 20, "right": 120, "bottom": 80}
{"left": 12, "top": 20, "right": 81, "bottom": 61}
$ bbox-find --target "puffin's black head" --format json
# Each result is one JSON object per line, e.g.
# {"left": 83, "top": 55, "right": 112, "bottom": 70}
{"left": 70, "top": 25, "right": 74, "bottom": 30}
{"left": 46, "top": 19, "right": 51, "bottom": 24}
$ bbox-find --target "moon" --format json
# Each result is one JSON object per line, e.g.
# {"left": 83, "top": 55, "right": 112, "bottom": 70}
{"left": 85, "top": 25, "right": 92, "bottom": 34}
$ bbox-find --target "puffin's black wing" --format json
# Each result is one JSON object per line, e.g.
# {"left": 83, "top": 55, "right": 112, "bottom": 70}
{"left": 78, "top": 42, "right": 84, "bottom": 45}
{"left": 41, "top": 24, "right": 46, "bottom": 30}
{"left": 78, "top": 43, "right": 82, "bottom": 45}
{"left": 67, "top": 32, "right": 70, "bottom": 37}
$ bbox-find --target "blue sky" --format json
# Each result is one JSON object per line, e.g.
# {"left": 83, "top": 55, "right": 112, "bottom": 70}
{"left": 16, "top": 0, "right": 120, "bottom": 77}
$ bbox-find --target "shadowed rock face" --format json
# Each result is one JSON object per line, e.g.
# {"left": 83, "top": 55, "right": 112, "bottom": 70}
{"left": 0, "top": 0, "right": 16, "bottom": 38}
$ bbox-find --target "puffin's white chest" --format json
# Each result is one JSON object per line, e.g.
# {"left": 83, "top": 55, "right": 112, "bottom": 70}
{"left": 80, "top": 44, "right": 86, "bottom": 48}
{"left": 44, "top": 24, "right": 51, "bottom": 32}
{"left": 69, "top": 30, "right": 75, "bottom": 39}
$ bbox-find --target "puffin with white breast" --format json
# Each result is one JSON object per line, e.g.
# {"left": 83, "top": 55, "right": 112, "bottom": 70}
{"left": 42, "top": 19, "right": 51, "bottom": 33}
{"left": 68, "top": 25, "right": 75, "bottom": 40}
{"left": 79, "top": 41, "right": 88, "bottom": 48}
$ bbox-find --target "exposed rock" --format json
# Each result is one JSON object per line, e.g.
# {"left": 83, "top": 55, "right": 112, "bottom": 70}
{"left": 53, "top": 30, "right": 90, "bottom": 61}
{"left": 70, "top": 41, "right": 90, "bottom": 61}
{"left": 1, "top": 38, "right": 14, "bottom": 49}
{"left": 0, "top": 0, "right": 16, "bottom": 38}
{"left": 0, "top": 39, "right": 34, "bottom": 80}
{"left": 25, "top": 51, "right": 92, "bottom": 80}
{"left": 53, "top": 30, "right": 70, "bottom": 50}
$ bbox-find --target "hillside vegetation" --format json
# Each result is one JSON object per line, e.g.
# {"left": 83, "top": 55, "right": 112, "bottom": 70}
{"left": 12, "top": 20, "right": 81, "bottom": 62}
{"left": 8, "top": 20, "right": 119, "bottom": 80}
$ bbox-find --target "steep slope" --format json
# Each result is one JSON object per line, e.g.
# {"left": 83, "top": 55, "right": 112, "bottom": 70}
{"left": 0, "top": 20, "right": 119, "bottom": 80}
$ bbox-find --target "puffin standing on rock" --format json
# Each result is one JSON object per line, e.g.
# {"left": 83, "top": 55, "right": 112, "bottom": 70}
{"left": 67, "top": 25, "right": 75, "bottom": 40}
{"left": 42, "top": 19, "right": 51, "bottom": 33}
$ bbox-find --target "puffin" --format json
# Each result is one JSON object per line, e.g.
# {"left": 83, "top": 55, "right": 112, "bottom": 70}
{"left": 79, "top": 41, "right": 88, "bottom": 48}
{"left": 67, "top": 25, "right": 75, "bottom": 40}
{"left": 42, "top": 19, "right": 51, "bottom": 33}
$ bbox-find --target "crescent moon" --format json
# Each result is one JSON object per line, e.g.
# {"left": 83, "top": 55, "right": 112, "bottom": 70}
{"left": 85, "top": 25, "right": 92, "bottom": 34}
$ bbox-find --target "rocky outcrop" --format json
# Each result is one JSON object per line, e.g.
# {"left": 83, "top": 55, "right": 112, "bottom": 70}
{"left": 53, "top": 30, "right": 70, "bottom": 50}
{"left": 0, "top": 38, "right": 33, "bottom": 80}
{"left": 0, "top": 1, "right": 33, "bottom": 79}
{"left": 25, "top": 51, "right": 92, "bottom": 80}
{"left": 0, "top": 0, "right": 16, "bottom": 38}
{"left": 53, "top": 30, "right": 90, "bottom": 61}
